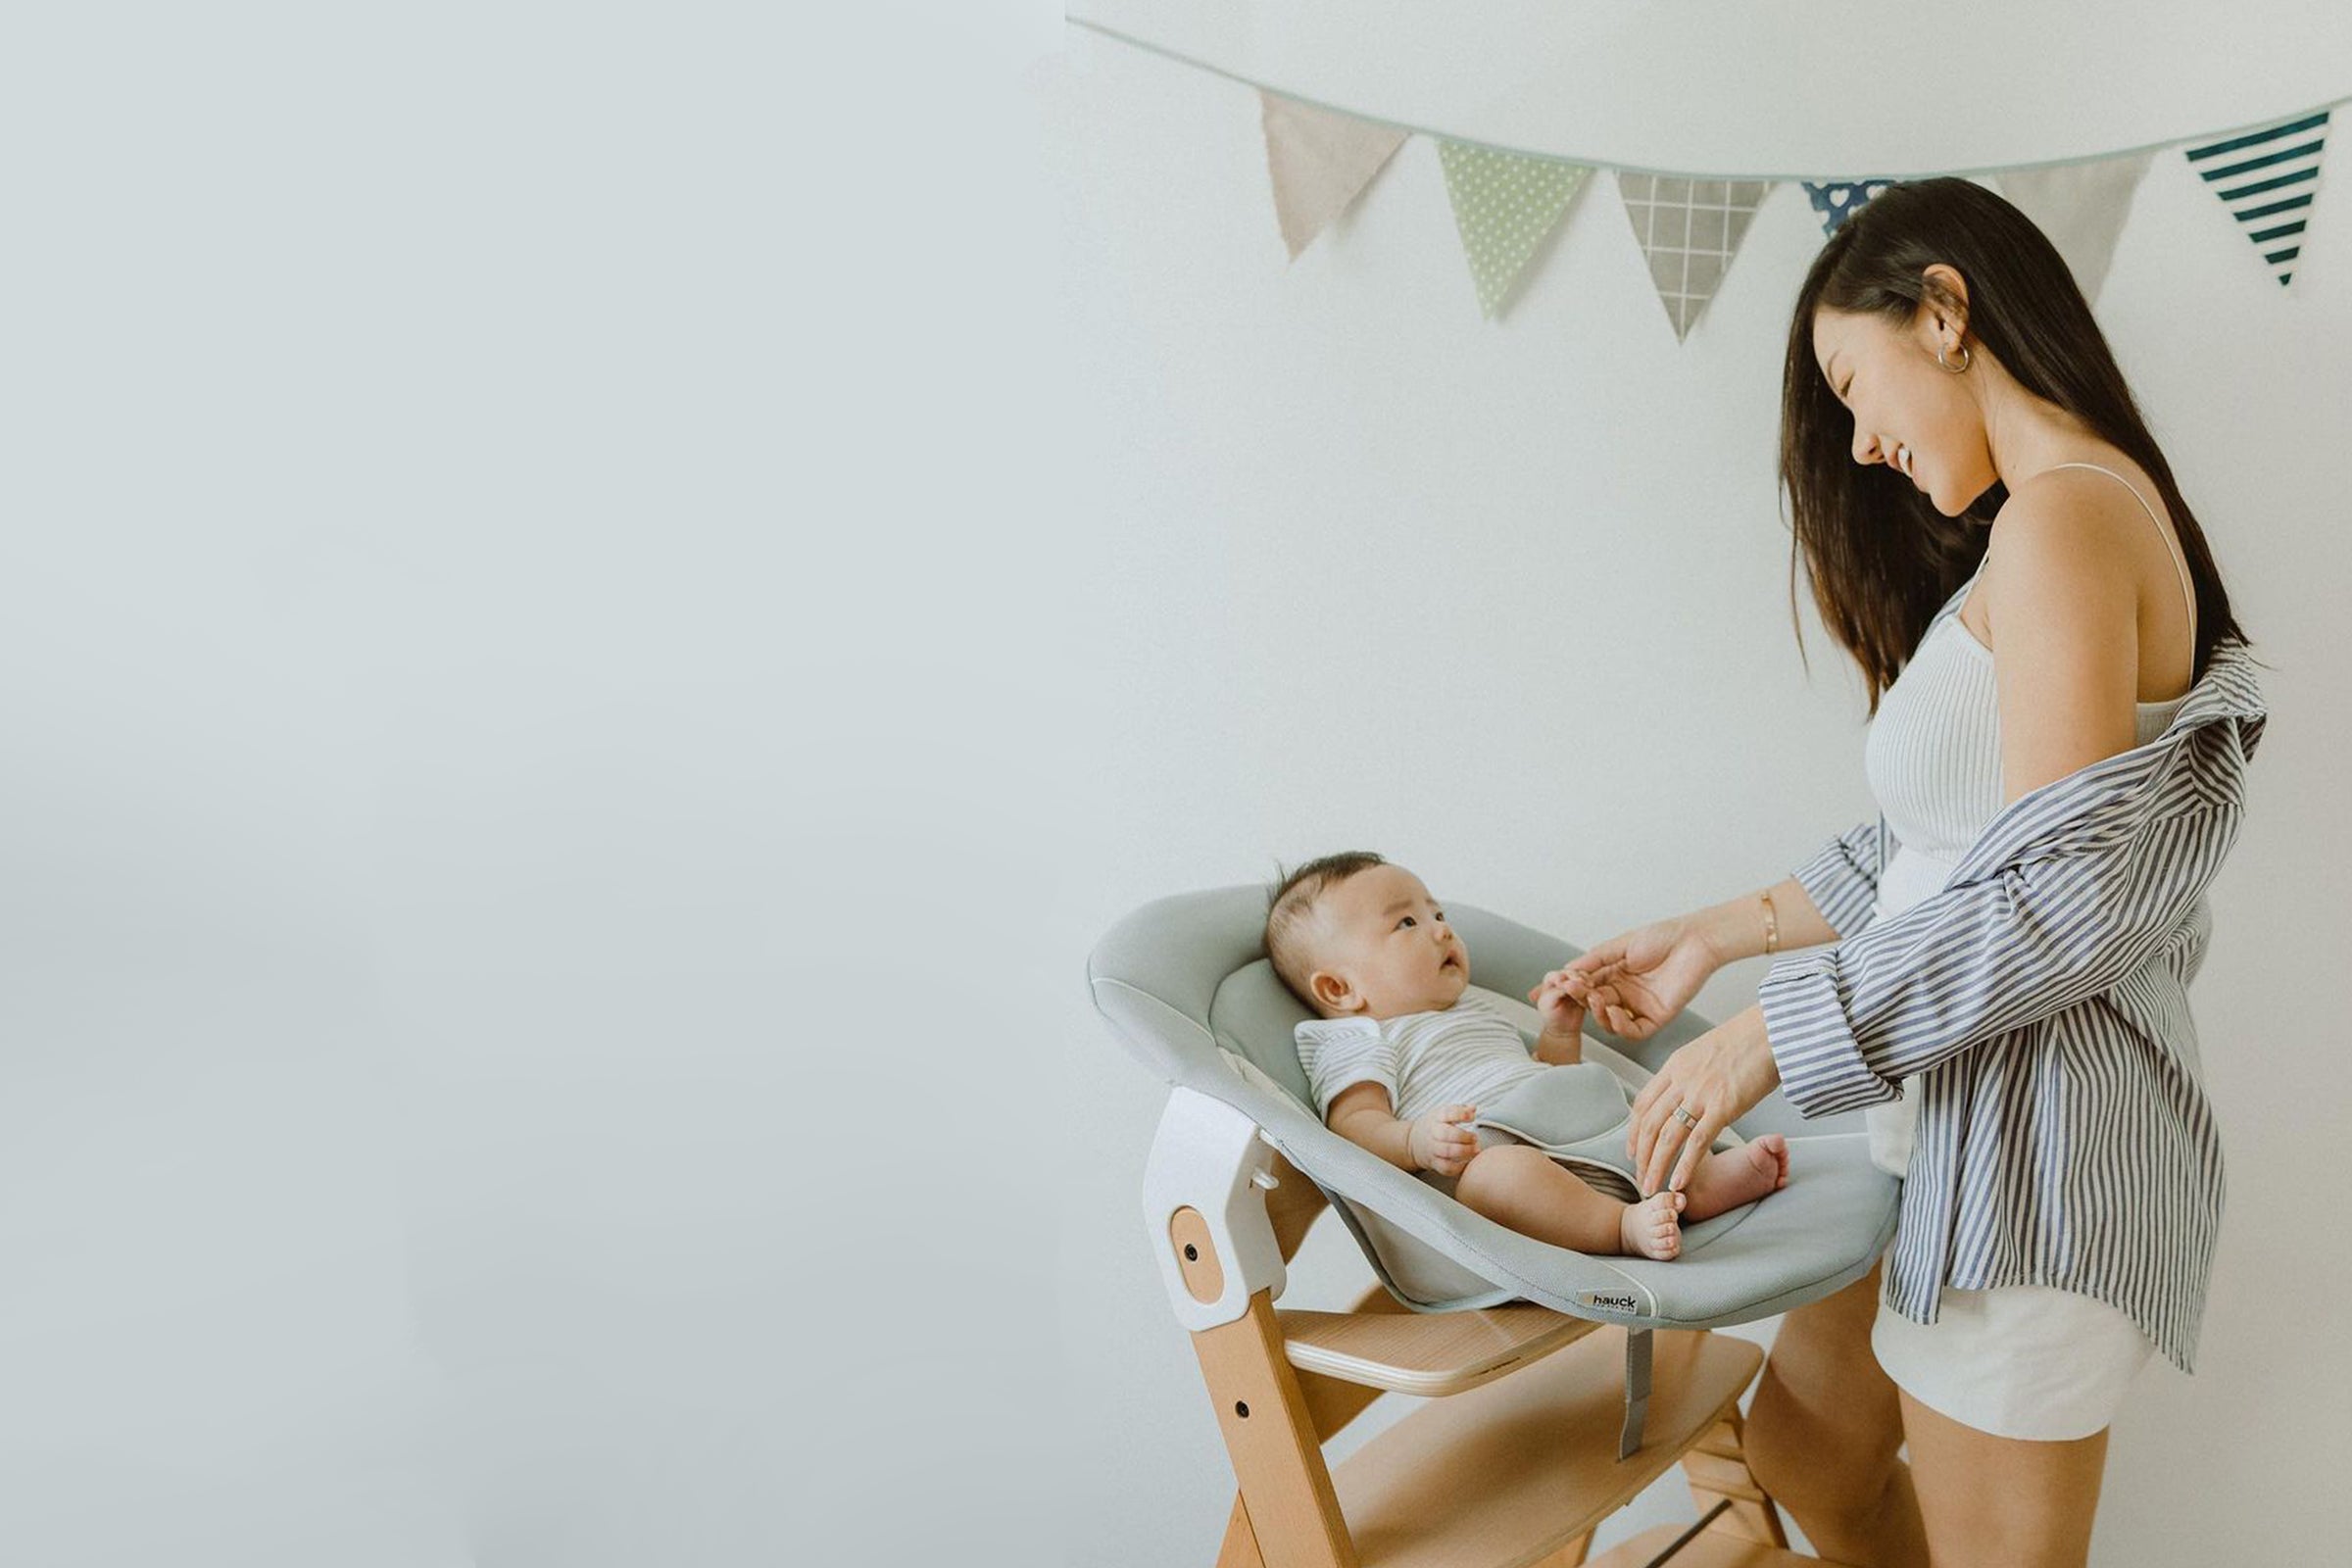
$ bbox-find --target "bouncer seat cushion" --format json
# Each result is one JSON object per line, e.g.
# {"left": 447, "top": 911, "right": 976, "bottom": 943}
{"left": 1090, "top": 885, "right": 1898, "bottom": 1329}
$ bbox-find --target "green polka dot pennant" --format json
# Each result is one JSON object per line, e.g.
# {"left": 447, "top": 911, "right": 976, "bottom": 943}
{"left": 1437, "top": 140, "right": 1592, "bottom": 319}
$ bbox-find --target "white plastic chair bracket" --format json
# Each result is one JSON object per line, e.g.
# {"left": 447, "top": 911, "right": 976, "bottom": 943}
{"left": 1142, "top": 1087, "right": 1287, "bottom": 1332}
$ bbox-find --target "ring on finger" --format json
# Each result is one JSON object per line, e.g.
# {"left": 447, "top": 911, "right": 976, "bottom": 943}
{"left": 1672, "top": 1104, "right": 1699, "bottom": 1129}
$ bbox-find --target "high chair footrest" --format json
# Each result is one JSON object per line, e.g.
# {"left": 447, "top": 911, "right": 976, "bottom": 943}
{"left": 1327, "top": 1327, "right": 1761, "bottom": 1568}
{"left": 1278, "top": 1302, "right": 1603, "bottom": 1396}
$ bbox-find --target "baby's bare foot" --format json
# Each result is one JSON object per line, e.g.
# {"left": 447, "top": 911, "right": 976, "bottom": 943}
{"left": 1680, "top": 1134, "right": 1789, "bottom": 1222}
{"left": 1619, "top": 1190, "right": 1685, "bottom": 1260}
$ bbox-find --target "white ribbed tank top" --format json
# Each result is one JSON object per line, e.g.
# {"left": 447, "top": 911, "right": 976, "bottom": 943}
{"left": 1860, "top": 463, "right": 2197, "bottom": 1178}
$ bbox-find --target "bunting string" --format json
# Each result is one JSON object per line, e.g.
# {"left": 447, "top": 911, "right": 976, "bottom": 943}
{"left": 1074, "top": 17, "right": 2341, "bottom": 330}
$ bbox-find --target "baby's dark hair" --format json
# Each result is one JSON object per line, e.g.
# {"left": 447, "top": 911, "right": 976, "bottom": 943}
{"left": 1265, "top": 851, "right": 1386, "bottom": 1006}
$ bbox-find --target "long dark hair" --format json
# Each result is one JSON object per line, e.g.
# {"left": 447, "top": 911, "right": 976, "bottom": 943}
{"left": 1780, "top": 177, "right": 2247, "bottom": 713}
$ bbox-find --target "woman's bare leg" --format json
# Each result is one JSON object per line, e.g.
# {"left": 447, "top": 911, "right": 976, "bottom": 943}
{"left": 1744, "top": 1260, "right": 1930, "bottom": 1568}
{"left": 1900, "top": 1389, "right": 2109, "bottom": 1568}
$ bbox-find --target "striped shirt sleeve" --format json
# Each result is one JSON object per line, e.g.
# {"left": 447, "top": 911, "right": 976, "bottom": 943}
{"left": 1762, "top": 800, "right": 2242, "bottom": 1118}
{"left": 1789, "top": 816, "right": 1890, "bottom": 941}
{"left": 1295, "top": 1019, "right": 1399, "bottom": 1124}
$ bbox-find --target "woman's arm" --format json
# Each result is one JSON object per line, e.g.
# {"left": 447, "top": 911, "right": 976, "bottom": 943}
{"left": 1561, "top": 856, "right": 1856, "bottom": 1042}
{"left": 1759, "top": 800, "right": 2238, "bottom": 1117}
{"left": 1693, "top": 872, "right": 1847, "bottom": 963}
{"left": 1983, "top": 481, "right": 2147, "bottom": 806}
{"left": 1635, "top": 485, "right": 2239, "bottom": 1180}
{"left": 1761, "top": 496, "right": 2226, "bottom": 1117}
{"left": 1634, "top": 785, "right": 2242, "bottom": 1186}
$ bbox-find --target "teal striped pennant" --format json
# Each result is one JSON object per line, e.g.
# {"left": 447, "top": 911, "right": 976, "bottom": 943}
{"left": 2185, "top": 110, "right": 2328, "bottom": 287}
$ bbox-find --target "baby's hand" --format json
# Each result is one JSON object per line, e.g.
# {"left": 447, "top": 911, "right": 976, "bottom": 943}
{"left": 1530, "top": 969, "right": 1591, "bottom": 1036}
{"left": 1408, "top": 1104, "right": 1480, "bottom": 1177}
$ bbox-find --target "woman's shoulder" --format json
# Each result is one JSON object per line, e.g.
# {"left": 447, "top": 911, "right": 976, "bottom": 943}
{"left": 1980, "top": 460, "right": 2175, "bottom": 619}
{"left": 1989, "top": 455, "right": 2170, "bottom": 562}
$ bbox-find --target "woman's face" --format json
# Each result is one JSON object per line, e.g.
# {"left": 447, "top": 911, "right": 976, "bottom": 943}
{"left": 1810, "top": 295, "right": 1991, "bottom": 516}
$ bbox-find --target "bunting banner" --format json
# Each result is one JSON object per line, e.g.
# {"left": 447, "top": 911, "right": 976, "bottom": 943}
{"left": 1067, "top": 22, "right": 2341, "bottom": 333}
{"left": 1259, "top": 91, "right": 1410, "bottom": 262}
{"left": 1996, "top": 152, "right": 2155, "bottom": 303}
{"left": 1437, "top": 140, "right": 1592, "bottom": 318}
{"left": 1618, "top": 174, "right": 1774, "bottom": 340}
{"left": 2184, "top": 109, "right": 2329, "bottom": 287}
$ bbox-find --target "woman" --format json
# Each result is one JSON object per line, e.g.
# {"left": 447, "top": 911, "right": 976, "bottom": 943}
{"left": 1553, "top": 178, "right": 2264, "bottom": 1568}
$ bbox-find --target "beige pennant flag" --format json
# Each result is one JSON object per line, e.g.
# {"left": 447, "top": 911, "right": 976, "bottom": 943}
{"left": 1259, "top": 91, "right": 1409, "bottom": 262}
{"left": 1617, "top": 174, "right": 1774, "bottom": 341}
{"left": 1995, "top": 152, "right": 2154, "bottom": 302}
{"left": 1438, "top": 140, "right": 1592, "bottom": 318}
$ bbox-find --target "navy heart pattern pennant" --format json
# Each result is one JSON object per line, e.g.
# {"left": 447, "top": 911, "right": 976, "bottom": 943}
{"left": 1801, "top": 179, "right": 1898, "bottom": 236}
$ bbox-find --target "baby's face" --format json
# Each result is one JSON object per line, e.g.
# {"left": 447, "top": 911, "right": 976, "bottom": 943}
{"left": 1304, "top": 864, "right": 1470, "bottom": 1020}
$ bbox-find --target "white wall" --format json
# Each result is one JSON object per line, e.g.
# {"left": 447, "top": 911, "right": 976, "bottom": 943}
{"left": 0, "top": 5, "right": 2341, "bottom": 1566}
{"left": 0, "top": 5, "right": 1080, "bottom": 1565}
{"left": 1041, "top": 14, "right": 2352, "bottom": 1568}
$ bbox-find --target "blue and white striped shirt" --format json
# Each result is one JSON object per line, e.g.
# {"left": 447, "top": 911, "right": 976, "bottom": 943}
{"left": 1758, "top": 637, "right": 2266, "bottom": 1373}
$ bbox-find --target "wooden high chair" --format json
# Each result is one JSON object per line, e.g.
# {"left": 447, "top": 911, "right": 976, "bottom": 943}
{"left": 1094, "top": 887, "right": 1902, "bottom": 1567}
{"left": 1164, "top": 1110, "right": 1812, "bottom": 1568}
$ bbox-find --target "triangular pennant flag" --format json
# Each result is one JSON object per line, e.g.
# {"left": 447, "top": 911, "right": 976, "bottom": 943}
{"left": 1802, "top": 179, "right": 1897, "bottom": 236}
{"left": 2184, "top": 109, "right": 2328, "bottom": 287}
{"left": 1437, "top": 140, "right": 1592, "bottom": 318}
{"left": 1617, "top": 174, "right": 1775, "bottom": 341}
{"left": 1996, "top": 152, "right": 2154, "bottom": 303}
{"left": 1258, "top": 91, "right": 1410, "bottom": 262}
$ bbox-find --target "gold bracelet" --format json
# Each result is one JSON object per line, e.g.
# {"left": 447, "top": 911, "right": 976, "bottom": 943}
{"left": 1759, "top": 890, "right": 1780, "bottom": 955}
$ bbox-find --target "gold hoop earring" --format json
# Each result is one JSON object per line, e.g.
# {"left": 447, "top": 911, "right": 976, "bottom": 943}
{"left": 1937, "top": 343, "right": 1972, "bottom": 373}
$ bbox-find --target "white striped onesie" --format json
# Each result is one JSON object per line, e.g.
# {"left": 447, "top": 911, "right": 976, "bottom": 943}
{"left": 1294, "top": 992, "right": 1552, "bottom": 1125}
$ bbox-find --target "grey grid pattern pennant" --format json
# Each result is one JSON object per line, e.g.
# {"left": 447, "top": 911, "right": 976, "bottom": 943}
{"left": 1616, "top": 174, "right": 1774, "bottom": 341}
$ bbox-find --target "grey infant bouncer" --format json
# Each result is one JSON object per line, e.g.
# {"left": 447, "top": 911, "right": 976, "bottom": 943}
{"left": 1089, "top": 886, "right": 1901, "bottom": 1568}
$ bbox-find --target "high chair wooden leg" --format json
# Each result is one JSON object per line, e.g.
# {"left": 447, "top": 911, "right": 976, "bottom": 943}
{"left": 1192, "top": 1289, "right": 1358, "bottom": 1568}
{"left": 1215, "top": 1282, "right": 1398, "bottom": 1567}
{"left": 1680, "top": 1408, "right": 1790, "bottom": 1546}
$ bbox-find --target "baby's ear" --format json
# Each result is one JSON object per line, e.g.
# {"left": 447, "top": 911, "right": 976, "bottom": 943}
{"left": 1308, "top": 969, "right": 1354, "bottom": 1013}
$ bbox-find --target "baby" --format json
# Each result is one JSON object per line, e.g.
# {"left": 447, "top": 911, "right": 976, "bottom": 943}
{"left": 1266, "top": 852, "right": 1788, "bottom": 1260}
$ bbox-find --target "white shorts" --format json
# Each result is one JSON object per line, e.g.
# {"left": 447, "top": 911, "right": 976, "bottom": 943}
{"left": 1871, "top": 1284, "right": 2156, "bottom": 1442}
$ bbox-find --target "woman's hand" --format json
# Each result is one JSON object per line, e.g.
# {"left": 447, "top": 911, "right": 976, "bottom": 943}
{"left": 1555, "top": 912, "right": 1725, "bottom": 1041}
{"left": 1628, "top": 1004, "right": 1782, "bottom": 1195}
